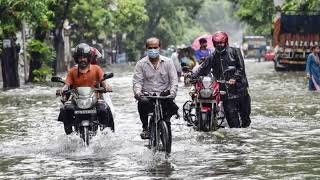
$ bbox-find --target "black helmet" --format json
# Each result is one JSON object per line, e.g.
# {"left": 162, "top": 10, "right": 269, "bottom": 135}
{"left": 73, "top": 43, "right": 91, "bottom": 63}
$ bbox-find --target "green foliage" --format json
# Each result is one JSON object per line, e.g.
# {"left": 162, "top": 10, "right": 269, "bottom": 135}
{"left": 0, "top": 0, "right": 54, "bottom": 33}
{"left": 70, "top": 0, "right": 114, "bottom": 41}
{"left": 32, "top": 66, "right": 52, "bottom": 82}
{"left": 282, "top": 0, "right": 320, "bottom": 13}
{"left": 27, "top": 40, "right": 54, "bottom": 64}
{"left": 229, "top": 0, "right": 276, "bottom": 36}
{"left": 27, "top": 40, "right": 55, "bottom": 82}
{"left": 143, "top": 0, "right": 204, "bottom": 46}
{"left": 27, "top": 40, "right": 54, "bottom": 81}
{"left": 228, "top": 0, "right": 320, "bottom": 36}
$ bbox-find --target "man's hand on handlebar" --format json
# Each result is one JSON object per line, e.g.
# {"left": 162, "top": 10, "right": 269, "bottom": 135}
{"left": 227, "top": 78, "right": 236, "bottom": 85}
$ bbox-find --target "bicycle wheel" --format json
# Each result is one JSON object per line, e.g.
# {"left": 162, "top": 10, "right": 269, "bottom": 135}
{"left": 159, "top": 120, "right": 171, "bottom": 154}
{"left": 149, "top": 119, "right": 156, "bottom": 148}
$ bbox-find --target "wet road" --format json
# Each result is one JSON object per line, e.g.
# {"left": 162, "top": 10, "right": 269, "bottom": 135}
{"left": 0, "top": 61, "right": 319, "bottom": 179}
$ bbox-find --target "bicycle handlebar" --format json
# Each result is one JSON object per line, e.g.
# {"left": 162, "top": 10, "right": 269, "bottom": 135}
{"left": 141, "top": 95, "right": 174, "bottom": 100}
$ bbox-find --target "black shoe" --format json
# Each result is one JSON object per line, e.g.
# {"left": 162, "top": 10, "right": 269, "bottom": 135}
{"left": 64, "top": 125, "right": 73, "bottom": 135}
{"left": 140, "top": 129, "right": 149, "bottom": 139}
{"left": 241, "top": 119, "right": 251, "bottom": 128}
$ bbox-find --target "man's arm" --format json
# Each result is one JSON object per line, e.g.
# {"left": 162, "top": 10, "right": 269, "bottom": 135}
{"left": 167, "top": 60, "right": 178, "bottom": 97}
{"left": 233, "top": 48, "right": 246, "bottom": 80}
{"left": 192, "top": 55, "right": 213, "bottom": 78}
{"left": 62, "top": 69, "right": 74, "bottom": 92}
{"left": 96, "top": 66, "right": 112, "bottom": 91}
{"left": 132, "top": 61, "right": 144, "bottom": 96}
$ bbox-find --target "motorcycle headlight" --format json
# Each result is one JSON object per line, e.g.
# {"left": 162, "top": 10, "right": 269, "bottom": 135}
{"left": 200, "top": 89, "right": 213, "bottom": 98}
{"left": 75, "top": 98, "right": 93, "bottom": 109}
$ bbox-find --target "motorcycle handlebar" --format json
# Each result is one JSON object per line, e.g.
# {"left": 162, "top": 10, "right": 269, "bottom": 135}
{"left": 94, "top": 87, "right": 112, "bottom": 93}
{"left": 190, "top": 78, "right": 230, "bottom": 84}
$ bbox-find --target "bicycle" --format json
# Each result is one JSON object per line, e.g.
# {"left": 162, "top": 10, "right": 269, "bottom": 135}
{"left": 142, "top": 95, "right": 173, "bottom": 155}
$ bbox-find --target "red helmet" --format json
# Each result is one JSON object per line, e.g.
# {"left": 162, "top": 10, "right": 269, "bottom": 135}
{"left": 212, "top": 31, "right": 229, "bottom": 47}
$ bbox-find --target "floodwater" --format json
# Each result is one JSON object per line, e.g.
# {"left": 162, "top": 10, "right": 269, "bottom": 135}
{"left": 0, "top": 61, "right": 319, "bottom": 179}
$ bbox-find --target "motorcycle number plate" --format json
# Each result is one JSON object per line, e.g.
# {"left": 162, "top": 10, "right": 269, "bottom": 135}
{"left": 74, "top": 109, "right": 97, "bottom": 114}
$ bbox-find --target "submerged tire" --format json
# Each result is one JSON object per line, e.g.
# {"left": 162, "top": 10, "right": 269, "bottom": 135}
{"left": 81, "top": 126, "right": 90, "bottom": 146}
{"left": 159, "top": 121, "right": 171, "bottom": 154}
{"left": 200, "top": 112, "right": 212, "bottom": 132}
{"left": 149, "top": 120, "right": 156, "bottom": 148}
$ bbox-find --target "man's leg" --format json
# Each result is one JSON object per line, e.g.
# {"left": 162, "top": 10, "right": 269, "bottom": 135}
{"left": 96, "top": 101, "right": 114, "bottom": 131}
{"left": 223, "top": 99, "right": 241, "bottom": 128}
{"left": 239, "top": 93, "right": 251, "bottom": 128}
{"left": 63, "top": 102, "right": 75, "bottom": 135}
{"left": 138, "top": 98, "right": 153, "bottom": 139}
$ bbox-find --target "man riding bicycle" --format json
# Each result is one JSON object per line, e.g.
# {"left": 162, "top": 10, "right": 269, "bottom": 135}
{"left": 132, "top": 37, "right": 179, "bottom": 140}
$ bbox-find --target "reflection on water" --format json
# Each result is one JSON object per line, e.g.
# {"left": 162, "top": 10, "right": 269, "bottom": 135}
{"left": 0, "top": 62, "right": 319, "bottom": 179}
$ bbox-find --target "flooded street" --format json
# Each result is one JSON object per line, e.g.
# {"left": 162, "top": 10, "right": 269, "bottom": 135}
{"left": 0, "top": 61, "right": 320, "bottom": 179}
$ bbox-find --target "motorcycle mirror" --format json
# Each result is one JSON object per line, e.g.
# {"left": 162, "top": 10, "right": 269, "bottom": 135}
{"left": 51, "top": 76, "right": 65, "bottom": 84}
{"left": 103, "top": 72, "right": 114, "bottom": 80}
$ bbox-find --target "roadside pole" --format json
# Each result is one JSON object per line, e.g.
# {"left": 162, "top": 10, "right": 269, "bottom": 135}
{"left": 22, "top": 20, "right": 28, "bottom": 83}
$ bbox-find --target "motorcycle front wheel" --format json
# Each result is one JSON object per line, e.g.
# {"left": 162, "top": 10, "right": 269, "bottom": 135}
{"left": 80, "top": 126, "right": 90, "bottom": 146}
{"left": 200, "top": 112, "right": 212, "bottom": 132}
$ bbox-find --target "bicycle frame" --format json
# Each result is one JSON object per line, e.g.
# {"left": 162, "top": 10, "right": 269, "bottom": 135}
{"left": 149, "top": 98, "right": 163, "bottom": 150}
{"left": 143, "top": 95, "right": 173, "bottom": 153}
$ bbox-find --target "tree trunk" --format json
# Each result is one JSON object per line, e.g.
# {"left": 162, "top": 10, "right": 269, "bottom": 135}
{"left": 53, "top": 29, "right": 65, "bottom": 74}
{"left": 1, "top": 39, "right": 20, "bottom": 89}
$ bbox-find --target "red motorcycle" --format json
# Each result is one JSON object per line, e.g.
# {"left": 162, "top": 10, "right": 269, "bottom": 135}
{"left": 183, "top": 75, "right": 226, "bottom": 131}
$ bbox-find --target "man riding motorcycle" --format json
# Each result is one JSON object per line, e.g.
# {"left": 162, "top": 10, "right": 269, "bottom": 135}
{"left": 132, "top": 37, "right": 179, "bottom": 139}
{"left": 192, "top": 31, "right": 251, "bottom": 128}
{"left": 59, "top": 43, "right": 114, "bottom": 134}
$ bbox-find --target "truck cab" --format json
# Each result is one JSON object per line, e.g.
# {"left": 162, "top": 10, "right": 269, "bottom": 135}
{"left": 273, "top": 14, "right": 320, "bottom": 71}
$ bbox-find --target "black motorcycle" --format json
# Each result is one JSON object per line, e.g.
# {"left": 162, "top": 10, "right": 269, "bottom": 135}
{"left": 52, "top": 73, "right": 113, "bottom": 146}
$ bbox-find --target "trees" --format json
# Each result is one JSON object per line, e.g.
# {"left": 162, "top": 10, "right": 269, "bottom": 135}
{"left": 0, "top": 0, "right": 211, "bottom": 88}
{"left": 282, "top": 0, "right": 320, "bottom": 12}
{"left": 228, "top": 0, "right": 320, "bottom": 36}
{"left": 143, "top": 0, "right": 204, "bottom": 47}
{"left": 226, "top": 0, "right": 276, "bottom": 36}
{"left": 111, "top": 0, "right": 148, "bottom": 61}
{"left": 0, "top": 0, "right": 56, "bottom": 86}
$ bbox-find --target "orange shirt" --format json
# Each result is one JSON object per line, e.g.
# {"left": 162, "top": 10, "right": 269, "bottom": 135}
{"left": 65, "top": 65, "right": 104, "bottom": 88}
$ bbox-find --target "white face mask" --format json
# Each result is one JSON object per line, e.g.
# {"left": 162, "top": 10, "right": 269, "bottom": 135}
{"left": 147, "top": 49, "right": 160, "bottom": 59}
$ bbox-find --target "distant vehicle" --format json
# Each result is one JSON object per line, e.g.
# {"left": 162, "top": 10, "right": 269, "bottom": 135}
{"left": 241, "top": 36, "right": 267, "bottom": 58}
{"left": 273, "top": 14, "right": 320, "bottom": 71}
{"left": 264, "top": 46, "right": 275, "bottom": 61}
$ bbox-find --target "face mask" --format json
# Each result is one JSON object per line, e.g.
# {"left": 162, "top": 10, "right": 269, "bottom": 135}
{"left": 216, "top": 46, "right": 226, "bottom": 53}
{"left": 147, "top": 49, "right": 160, "bottom": 59}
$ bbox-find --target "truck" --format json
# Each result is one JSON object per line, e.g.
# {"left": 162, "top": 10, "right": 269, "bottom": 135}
{"left": 273, "top": 14, "right": 320, "bottom": 71}
{"left": 241, "top": 35, "right": 267, "bottom": 59}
